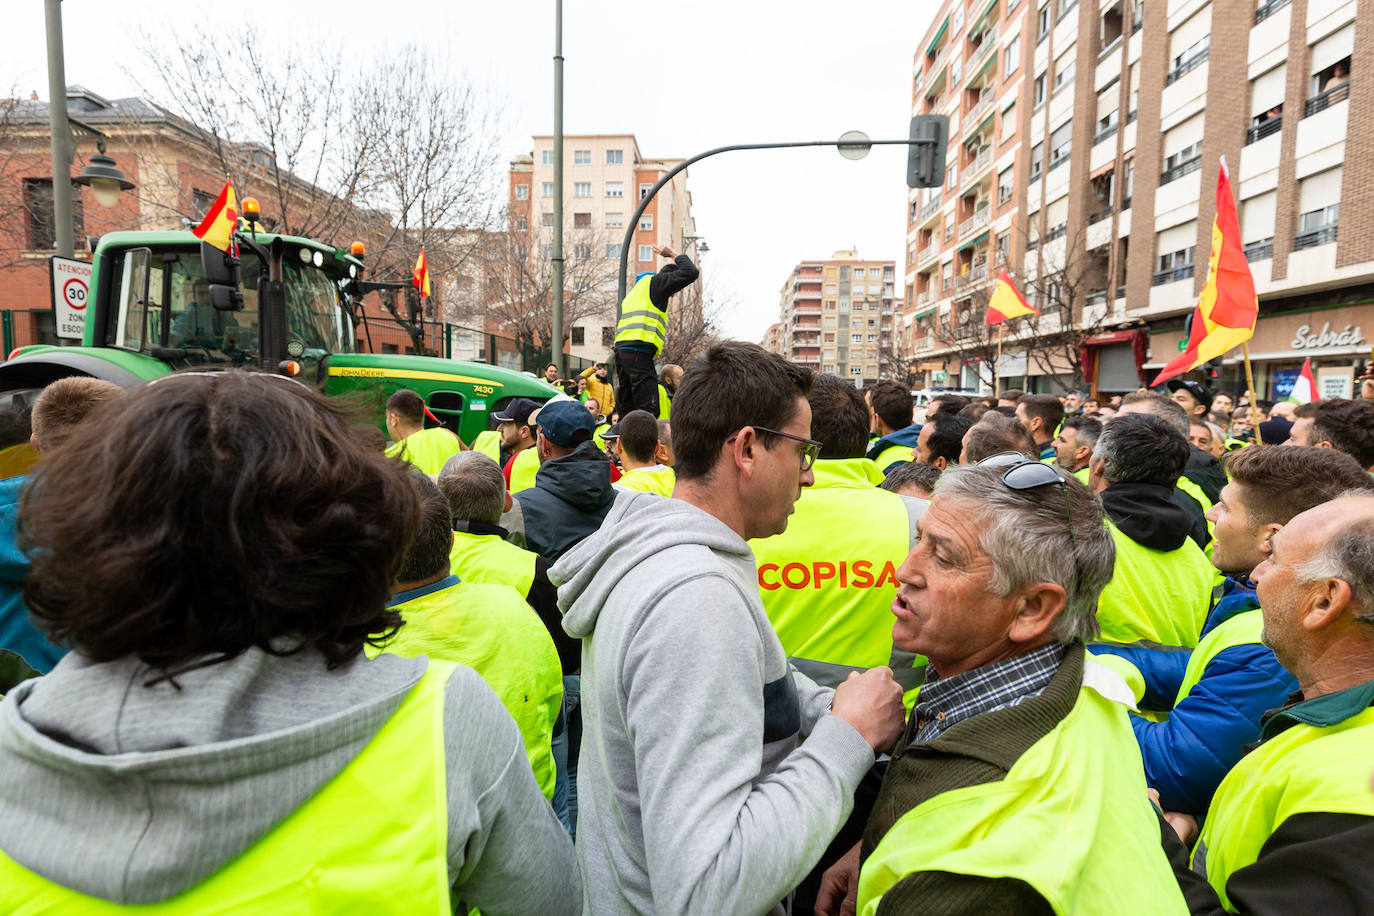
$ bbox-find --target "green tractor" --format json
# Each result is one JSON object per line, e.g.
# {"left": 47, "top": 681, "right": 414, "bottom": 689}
{"left": 0, "top": 228, "right": 558, "bottom": 452}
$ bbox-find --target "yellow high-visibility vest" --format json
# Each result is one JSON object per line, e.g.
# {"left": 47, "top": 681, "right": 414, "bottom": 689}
{"left": 509, "top": 446, "right": 540, "bottom": 493}
{"left": 615, "top": 465, "right": 676, "bottom": 497}
{"left": 613, "top": 275, "right": 666, "bottom": 352}
{"left": 0, "top": 661, "right": 458, "bottom": 913}
{"left": 1096, "top": 521, "right": 1212, "bottom": 648}
{"left": 386, "top": 426, "right": 464, "bottom": 476}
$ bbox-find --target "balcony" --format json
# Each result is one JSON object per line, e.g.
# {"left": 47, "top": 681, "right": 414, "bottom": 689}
{"left": 1089, "top": 206, "right": 1113, "bottom": 224}
{"left": 1165, "top": 48, "right": 1209, "bottom": 86}
{"left": 1303, "top": 82, "right": 1349, "bottom": 118}
{"left": 1093, "top": 123, "right": 1118, "bottom": 145}
{"left": 1085, "top": 290, "right": 1108, "bottom": 309}
{"left": 955, "top": 263, "right": 990, "bottom": 291}
{"left": 965, "top": 93, "right": 996, "bottom": 130}
{"left": 925, "top": 48, "right": 948, "bottom": 90}
{"left": 1255, "top": 0, "right": 1290, "bottom": 23}
{"left": 963, "top": 147, "right": 993, "bottom": 181}
{"left": 792, "top": 286, "right": 821, "bottom": 299}
{"left": 1152, "top": 264, "right": 1195, "bottom": 286}
{"left": 968, "top": 26, "right": 999, "bottom": 72}
{"left": 959, "top": 206, "right": 991, "bottom": 238}
{"left": 917, "top": 242, "right": 939, "bottom": 267}
{"left": 920, "top": 196, "right": 941, "bottom": 222}
{"left": 1159, "top": 155, "right": 1202, "bottom": 185}
{"left": 911, "top": 335, "right": 931, "bottom": 352}
{"left": 1293, "top": 223, "right": 1338, "bottom": 250}
{"left": 1245, "top": 116, "right": 1282, "bottom": 144}
{"left": 1045, "top": 223, "right": 1067, "bottom": 242}
{"left": 1243, "top": 238, "right": 1274, "bottom": 261}
{"left": 916, "top": 289, "right": 934, "bottom": 306}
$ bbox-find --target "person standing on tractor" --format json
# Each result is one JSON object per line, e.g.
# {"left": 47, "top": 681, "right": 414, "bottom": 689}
{"left": 612, "top": 245, "right": 699, "bottom": 417}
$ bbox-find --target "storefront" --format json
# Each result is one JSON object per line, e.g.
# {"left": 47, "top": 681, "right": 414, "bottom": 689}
{"left": 1144, "top": 302, "right": 1373, "bottom": 401}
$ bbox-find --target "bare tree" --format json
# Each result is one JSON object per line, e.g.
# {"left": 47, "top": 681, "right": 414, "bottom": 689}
{"left": 659, "top": 272, "right": 724, "bottom": 366}
{"left": 1017, "top": 223, "right": 1113, "bottom": 389}
{"left": 127, "top": 30, "right": 502, "bottom": 353}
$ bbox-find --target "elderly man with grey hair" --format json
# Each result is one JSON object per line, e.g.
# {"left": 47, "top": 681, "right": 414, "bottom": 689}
{"left": 817, "top": 460, "right": 1187, "bottom": 916}
{"left": 438, "top": 451, "right": 577, "bottom": 675}
{"left": 1159, "top": 493, "right": 1374, "bottom": 912}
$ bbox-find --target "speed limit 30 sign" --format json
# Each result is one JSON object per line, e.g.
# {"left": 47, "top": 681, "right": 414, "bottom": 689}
{"left": 50, "top": 256, "right": 92, "bottom": 341}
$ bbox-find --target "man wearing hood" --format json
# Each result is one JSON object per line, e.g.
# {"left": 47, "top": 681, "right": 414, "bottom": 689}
{"left": 508, "top": 399, "right": 616, "bottom": 562}
{"left": 553, "top": 342, "right": 906, "bottom": 915}
{"left": 1117, "top": 392, "right": 1221, "bottom": 549}
{"left": 1089, "top": 414, "right": 1214, "bottom": 648}
{"left": 865, "top": 380, "right": 921, "bottom": 472}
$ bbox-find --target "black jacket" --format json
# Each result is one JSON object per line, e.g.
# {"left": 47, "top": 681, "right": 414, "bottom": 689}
{"left": 512, "top": 441, "right": 615, "bottom": 562}
{"left": 1100, "top": 482, "right": 1196, "bottom": 552}
{"left": 648, "top": 255, "right": 700, "bottom": 310}
{"left": 1183, "top": 446, "right": 1227, "bottom": 506}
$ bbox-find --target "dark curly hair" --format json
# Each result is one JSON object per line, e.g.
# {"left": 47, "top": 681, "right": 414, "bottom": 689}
{"left": 20, "top": 370, "right": 422, "bottom": 678}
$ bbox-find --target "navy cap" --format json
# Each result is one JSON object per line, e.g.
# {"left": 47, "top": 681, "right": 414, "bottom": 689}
{"left": 492, "top": 397, "right": 541, "bottom": 426}
{"left": 1167, "top": 379, "right": 1214, "bottom": 410}
{"left": 533, "top": 398, "right": 596, "bottom": 447}
{"left": 601, "top": 421, "right": 620, "bottom": 440}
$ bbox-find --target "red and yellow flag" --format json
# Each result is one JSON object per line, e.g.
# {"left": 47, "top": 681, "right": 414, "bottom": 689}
{"left": 985, "top": 269, "right": 1038, "bottom": 325}
{"left": 412, "top": 249, "right": 431, "bottom": 299}
{"left": 1151, "top": 159, "right": 1258, "bottom": 386}
{"left": 192, "top": 180, "right": 238, "bottom": 253}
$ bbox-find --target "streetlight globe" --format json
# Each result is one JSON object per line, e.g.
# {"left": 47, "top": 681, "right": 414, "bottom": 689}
{"left": 74, "top": 153, "right": 135, "bottom": 209}
{"left": 88, "top": 178, "right": 122, "bottom": 209}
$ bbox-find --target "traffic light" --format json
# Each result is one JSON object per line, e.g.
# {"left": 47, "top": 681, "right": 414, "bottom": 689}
{"left": 907, "top": 115, "right": 949, "bottom": 189}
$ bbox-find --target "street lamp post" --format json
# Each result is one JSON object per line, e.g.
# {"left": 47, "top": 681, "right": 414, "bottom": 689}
{"left": 44, "top": 0, "right": 134, "bottom": 260}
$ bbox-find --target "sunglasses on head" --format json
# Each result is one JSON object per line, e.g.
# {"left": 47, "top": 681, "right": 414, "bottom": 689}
{"left": 976, "top": 453, "right": 1076, "bottom": 545}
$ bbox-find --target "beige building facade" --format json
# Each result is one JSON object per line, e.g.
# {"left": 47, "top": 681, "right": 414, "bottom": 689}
{"left": 904, "top": 0, "right": 1374, "bottom": 400}
{"left": 774, "top": 250, "right": 898, "bottom": 385}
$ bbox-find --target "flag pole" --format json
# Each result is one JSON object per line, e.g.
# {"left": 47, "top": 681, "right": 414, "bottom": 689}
{"left": 994, "top": 323, "right": 1005, "bottom": 398}
{"left": 1242, "top": 341, "right": 1264, "bottom": 445}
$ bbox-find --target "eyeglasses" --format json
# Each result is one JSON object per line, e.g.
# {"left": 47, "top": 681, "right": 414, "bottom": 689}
{"left": 730, "top": 426, "right": 823, "bottom": 471}
{"left": 978, "top": 454, "right": 1076, "bottom": 545}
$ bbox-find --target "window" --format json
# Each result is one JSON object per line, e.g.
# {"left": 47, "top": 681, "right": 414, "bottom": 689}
{"left": 514, "top": 184, "right": 529, "bottom": 201}
{"left": 1034, "top": 73, "right": 1047, "bottom": 106}
{"left": 1295, "top": 168, "right": 1342, "bottom": 248}
{"left": 514, "top": 215, "right": 528, "bottom": 232}
{"left": 571, "top": 326, "right": 585, "bottom": 345}
{"left": 573, "top": 149, "right": 591, "bottom": 165}
{"left": 1058, "top": 0, "right": 1078, "bottom": 20}
{"left": 541, "top": 212, "right": 555, "bottom": 227}
{"left": 574, "top": 182, "right": 592, "bottom": 197}
{"left": 541, "top": 150, "right": 554, "bottom": 166}
{"left": 824, "top": 283, "right": 838, "bottom": 294}
{"left": 639, "top": 183, "right": 653, "bottom": 200}
{"left": 541, "top": 182, "right": 554, "bottom": 198}
{"left": 605, "top": 212, "right": 624, "bottom": 228}
{"left": 540, "top": 244, "right": 552, "bottom": 259}
{"left": 1101, "top": 2, "right": 1124, "bottom": 46}
{"left": 605, "top": 181, "right": 624, "bottom": 197}
{"left": 638, "top": 244, "right": 653, "bottom": 262}
{"left": 1001, "top": 101, "right": 1017, "bottom": 139}
{"left": 838, "top": 298, "right": 851, "bottom": 312}
{"left": 1049, "top": 121, "right": 1072, "bottom": 169}
{"left": 601, "top": 327, "right": 614, "bottom": 347}
{"left": 1167, "top": 35, "right": 1210, "bottom": 84}
{"left": 602, "top": 277, "right": 617, "bottom": 291}
{"left": 946, "top": 162, "right": 958, "bottom": 190}
{"left": 605, "top": 243, "right": 621, "bottom": 258}
{"left": 998, "top": 166, "right": 1015, "bottom": 203}
{"left": 1029, "top": 142, "right": 1044, "bottom": 180}
{"left": 25, "top": 179, "right": 82, "bottom": 251}
{"left": 606, "top": 149, "right": 624, "bottom": 165}
{"left": 852, "top": 333, "right": 864, "bottom": 344}
{"left": 850, "top": 367, "right": 864, "bottom": 377}
{"left": 1161, "top": 142, "right": 1201, "bottom": 184}
{"left": 1054, "top": 57, "right": 1076, "bottom": 92}
{"left": 1153, "top": 241, "right": 1195, "bottom": 285}
{"left": 1005, "top": 37, "right": 1021, "bottom": 74}
{"left": 574, "top": 211, "right": 591, "bottom": 227}
{"left": 639, "top": 214, "right": 653, "bottom": 231}
{"left": 868, "top": 334, "right": 878, "bottom": 343}
{"left": 996, "top": 231, "right": 1010, "bottom": 263}
{"left": 853, "top": 268, "right": 866, "bottom": 279}
{"left": 573, "top": 243, "right": 591, "bottom": 259}
{"left": 1037, "top": 5, "right": 1051, "bottom": 40}
{"left": 516, "top": 244, "right": 529, "bottom": 260}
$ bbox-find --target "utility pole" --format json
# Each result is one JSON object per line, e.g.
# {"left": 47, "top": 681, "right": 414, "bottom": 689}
{"left": 550, "top": 0, "right": 565, "bottom": 378}
{"left": 45, "top": 0, "right": 73, "bottom": 259}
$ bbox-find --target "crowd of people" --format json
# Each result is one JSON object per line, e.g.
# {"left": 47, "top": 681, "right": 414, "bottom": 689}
{"left": 0, "top": 340, "right": 1372, "bottom": 914}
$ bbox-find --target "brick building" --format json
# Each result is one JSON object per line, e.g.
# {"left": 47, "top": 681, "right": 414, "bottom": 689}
{"left": 773, "top": 250, "right": 899, "bottom": 385}
{"left": 904, "top": 0, "right": 1374, "bottom": 400}
{"left": 505, "top": 135, "right": 699, "bottom": 366}
{"left": 0, "top": 86, "right": 434, "bottom": 357}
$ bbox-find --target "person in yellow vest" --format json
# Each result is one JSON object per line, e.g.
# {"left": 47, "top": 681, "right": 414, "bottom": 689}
{"left": 1090, "top": 414, "right": 1214, "bottom": 648}
{"left": 815, "top": 461, "right": 1186, "bottom": 915}
{"left": 374, "top": 474, "right": 564, "bottom": 805}
{"left": 1118, "top": 391, "right": 1226, "bottom": 544}
{"left": 0, "top": 371, "right": 578, "bottom": 913}
{"left": 493, "top": 396, "right": 541, "bottom": 493}
{"left": 578, "top": 361, "right": 615, "bottom": 416}
{"left": 585, "top": 396, "right": 612, "bottom": 452}
{"left": 470, "top": 427, "right": 502, "bottom": 462}
{"left": 383, "top": 388, "right": 464, "bottom": 476}
{"left": 1051, "top": 414, "right": 1102, "bottom": 482}
{"left": 1157, "top": 493, "right": 1374, "bottom": 913}
{"left": 1093, "top": 447, "right": 1373, "bottom": 820}
{"left": 865, "top": 380, "right": 922, "bottom": 472}
{"left": 612, "top": 245, "right": 698, "bottom": 417}
{"left": 612, "top": 410, "right": 676, "bottom": 497}
{"left": 657, "top": 363, "right": 683, "bottom": 420}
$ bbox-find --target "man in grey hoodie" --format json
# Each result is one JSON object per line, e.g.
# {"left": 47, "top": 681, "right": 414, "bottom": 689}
{"left": 555, "top": 341, "right": 907, "bottom": 915}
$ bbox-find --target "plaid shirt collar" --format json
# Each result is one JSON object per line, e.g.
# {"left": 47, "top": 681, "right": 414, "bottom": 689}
{"left": 910, "top": 642, "right": 1067, "bottom": 743}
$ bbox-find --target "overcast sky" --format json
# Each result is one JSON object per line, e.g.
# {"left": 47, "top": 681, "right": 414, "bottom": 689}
{"left": 9, "top": 0, "right": 935, "bottom": 342}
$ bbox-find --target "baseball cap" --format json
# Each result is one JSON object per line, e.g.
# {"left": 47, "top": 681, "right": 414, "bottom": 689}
{"left": 532, "top": 398, "right": 596, "bottom": 447}
{"left": 601, "top": 421, "right": 620, "bottom": 440}
{"left": 1258, "top": 416, "right": 1293, "bottom": 445}
{"left": 1166, "top": 379, "right": 1214, "bottom": 410}
{"left": 491, "top": 397, "right": 541, "bottom": 426}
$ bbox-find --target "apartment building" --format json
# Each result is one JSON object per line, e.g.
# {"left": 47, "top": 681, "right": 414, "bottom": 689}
{"left": 774, "top": 250, "right": 899, "bottom": 385}
{"left": 506, "top": 135, "right": 698, "bottom": 366}
{"left": 761, "top": 321, "right": 784, "bottom": 355}
{"left": 905, "top": 0, "right": 1374, "bottom": 400}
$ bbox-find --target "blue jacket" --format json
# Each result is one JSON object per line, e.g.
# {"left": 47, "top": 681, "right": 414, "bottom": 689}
{"left": 1092, "top": 578, "right": 1298, "bottom": 816}
{"left": 865, "top": 423, "right": 922, "bottom": 463}
{"left": 0, "top": 475, "right": 64, "bottom": 673}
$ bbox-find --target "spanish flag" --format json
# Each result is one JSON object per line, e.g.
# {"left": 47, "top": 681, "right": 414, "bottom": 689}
{"left": 412, "top": 249, "right": 431, "bottom": 299}
{"left": 985, "top": 269, "right": 1038, "bottom": 324}
{"left": 192, "top": 180, "right": 238, "bottom": 254}
{"left": 1151, "top": 158, "right": 1258, "bottom": 386}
